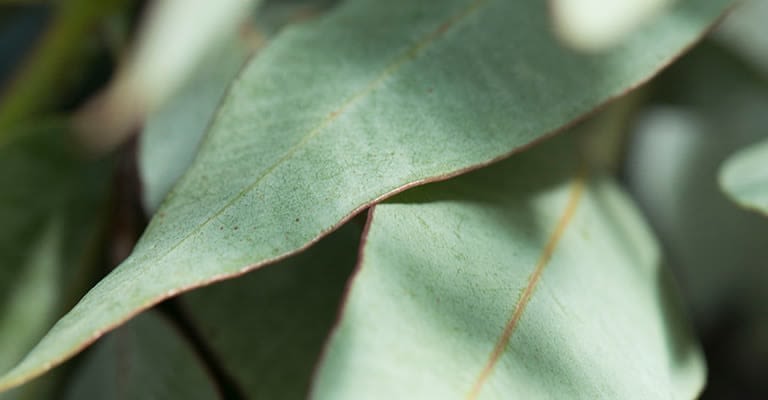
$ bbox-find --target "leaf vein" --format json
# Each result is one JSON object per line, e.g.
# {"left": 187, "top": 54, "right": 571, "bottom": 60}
{"left": 466, "top": 167, "right": 586, "bottom": 399}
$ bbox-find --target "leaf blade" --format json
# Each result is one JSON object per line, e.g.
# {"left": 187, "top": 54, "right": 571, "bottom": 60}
{"left": 720, "top": 139, "right": 768, "bottom": 216}
{"left": 178, "top": 224, "right": 360, "bottom": 399}
{"left": 0, "top": 0, "right": 729, "bottom": 390}
{"left": 312, "top": 135, "right": 704, "bottom": 399}
{"left": 62, "top": 312, "right": 221, "bottom": 400}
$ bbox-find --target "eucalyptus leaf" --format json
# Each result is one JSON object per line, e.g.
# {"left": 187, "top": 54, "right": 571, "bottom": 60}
{"left": 180, "top": 223, "right": 359, "bottom": 399}
{"left": 63, "top": 312, "right": 220, "bottom": 400}
{"left": 720, "top": 138, "right": 768, "bottom": 216}
{"left": 140, "top": 0, "right": 338, "bottom": 213}
{"left": 139, "top": 39, "right": 250, "bottom": 213}
{"left": 313, "top": 134, "right": 704, "bottom": 399}
{"left": 0, "top": 0, "right": 729, "bottom": 391}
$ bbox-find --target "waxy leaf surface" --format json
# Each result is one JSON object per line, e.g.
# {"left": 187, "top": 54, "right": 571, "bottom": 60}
{"left": 313, "top": 135, "right": 704, "bottom": 399}
{"left": 0, "top": 0, "right": 729, "bottom": 390}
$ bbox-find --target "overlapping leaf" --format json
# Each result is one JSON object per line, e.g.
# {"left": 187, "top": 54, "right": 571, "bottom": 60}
{"left": 139, "top": 39, "right": 250, "bottom": 212}
{"left": 179, "top": 224, "right": 360, "bottom": 399}
{"left": 715, "top": 0, "right": 768, "bottom": 75}
{"left": 625, "top": 42, "right": 768, "bottom": 321}
{"left": 139, "top": 0, "right": 338, "bottom": 212}
{"left": 63, "top": 312, "right": 220, "bottom": 400}
{"left": 313, "top": 134, "right": 704, "bottom": 399}
{"left": 720, "top": 139, "right": 768, "bottom": 216}
{"left": 0, "top": 0, "right": 730, "bottom": 391}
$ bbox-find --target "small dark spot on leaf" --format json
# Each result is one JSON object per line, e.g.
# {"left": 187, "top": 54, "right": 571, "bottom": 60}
{"left": 295, "top": 218, "right": 300, "bottom": 222}
{"left": 234, "top": 226, "right": 239, "bottom": 230}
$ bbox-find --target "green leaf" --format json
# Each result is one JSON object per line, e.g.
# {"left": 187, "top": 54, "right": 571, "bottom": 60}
{"left": 0, "top": 122, "right": 112, "bottom": 397}
{"left": 139, "top": 0, "right": 338, "bottom": 213}
{"left": 0, "top": 0, "right": 729, "bottom": 391}
{"left": 0, "top": 222, "right": 62, "bottom": 400}
{"left": 0, "top": 222, "right": 62, "bottom": 374}
{"left": 625, "top": 42, "right": 768, "bottom": 321}
{"left": 74, "top": 0, "right": 262, "bottom": 152}
{"left": 179, "top": 223, "right": 360, "bottom": 399}
{"left": 715, "top": 0, "right": 768, "bottom": 75}
{"left": 62, "top": 312, "right": 220, "bottom": 400}
{"left": 720, "top": 139, "right": 768, "bottom": 216}
{"left": 312, "top": 134, "right": 704, "bottom": 399}
{"left": 0, "top": 122, "right": 111, "bottom": 367}
{"left": 139, "top": 39, "right": 250, "bottom": 213}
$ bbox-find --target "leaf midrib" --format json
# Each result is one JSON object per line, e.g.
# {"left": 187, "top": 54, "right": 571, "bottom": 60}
{"left": 466, "top": 167, "right": 587, "bottom": 399}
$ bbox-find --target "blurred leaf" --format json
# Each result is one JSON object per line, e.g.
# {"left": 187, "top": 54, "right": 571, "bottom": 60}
{"left": 313, "top": 134, "right": 704, "bottom": 399}
{"left": 180, "top": 223, "right": 359, "bottom": 399}
{"left": 715, "top": 0, "right": 768, "bottom": 76}
{"left": 550, "top": 0, "right": 672, "bottom": 52}
{"left": 0, "top": 221, "right": 61, "bottom": 374}
{"left": 720, "top": 139, "right": 768, "bottom": 216}
{"left": 74, "top": 0, "right": 261, "bottom": 152}
{"left": 0, "top": 122, "right": 112, "bottom": 396}
{"left": 0, "top": 0, "right": 730, "bottom": 391}
{"left": 0, "top": 0, "right": 129, "bottom": 139}
{"left": 63, "top": 311, "right": 220, "bottom": 400}
{"left": 625, "top": 42, "right": 768, "bottom": 324}
{"left": 0, "top": 222, "right": 61, "bottom": 400}
{"left": 579, "top": 89, "right": 647, "bottom": 172}
{"left": 0, "top": 374, "right": 57, "bottom": 400}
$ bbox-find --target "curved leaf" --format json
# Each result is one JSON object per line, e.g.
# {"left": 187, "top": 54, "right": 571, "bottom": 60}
{"left": 0, "top": 0, "right": 729, "bottom": 391}
{"left": 139, "top": 39, "right": 250, "bottom": 213}
{"left": 625, "top": 42, "right": 768, "bottom": 321}
{"left": 63, "top": 312, "right": 220, "bottom": 400}
{"left": 312, "top": 134, "right": 704, "bottom": 399}
{"left": 179, "top": 223, "right": 359, "bottom": 399}
{"left": 139, "top": 0, "right": 337, "bottom": 213}
{"left": 720, "top": 139, "right": 768, "bottom": 216}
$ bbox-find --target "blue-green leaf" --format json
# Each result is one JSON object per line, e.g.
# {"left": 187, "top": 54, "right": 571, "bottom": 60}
{"left": 313, "top": 134, "right": 704, "bottom": 399}
{"left": 0, "top": 0, "right": 729, "bottom": 391}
